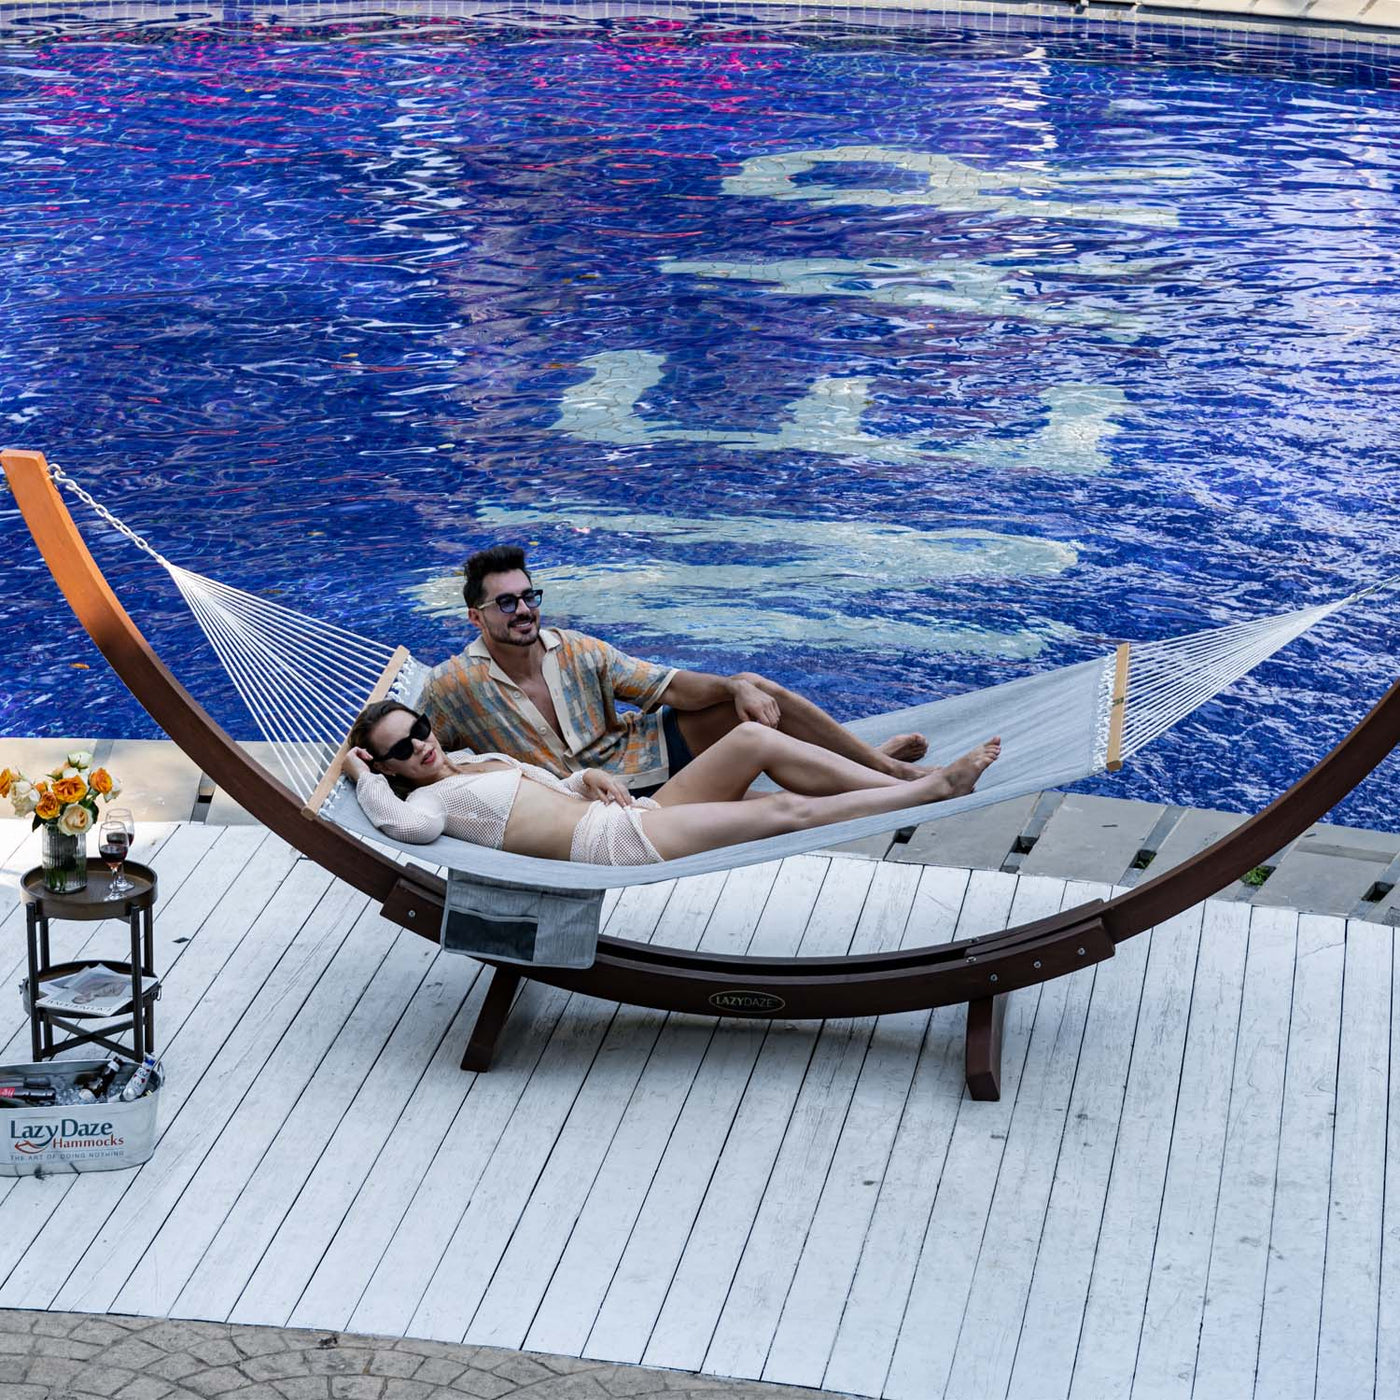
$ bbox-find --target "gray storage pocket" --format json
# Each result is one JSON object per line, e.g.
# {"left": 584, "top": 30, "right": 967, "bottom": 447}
{"left": 441, "top": 872, "right": 603, "bottom": 969}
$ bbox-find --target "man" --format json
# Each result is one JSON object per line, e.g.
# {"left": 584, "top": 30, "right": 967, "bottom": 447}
{"left": 418, "top": 545, "right": 931, "bottom": 795}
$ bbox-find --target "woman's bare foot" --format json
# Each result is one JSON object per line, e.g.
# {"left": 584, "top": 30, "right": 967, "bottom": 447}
{"left": 877, "top": 732, "right": 928, "bottom": 764}
{"left": 907, "top": 738, "right": 1001, "bottom": 803}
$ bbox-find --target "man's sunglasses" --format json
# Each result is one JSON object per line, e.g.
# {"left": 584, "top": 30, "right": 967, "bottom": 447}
{"left": 373, "top": 712, "right": 431, "bottom": 764}
{"left": 481, "top": 588, "right": 543, "bottom": 616}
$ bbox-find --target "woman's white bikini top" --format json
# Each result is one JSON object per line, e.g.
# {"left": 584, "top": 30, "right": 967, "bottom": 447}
{"left": 354, "top": 750, "right": 593, "bottom": 848}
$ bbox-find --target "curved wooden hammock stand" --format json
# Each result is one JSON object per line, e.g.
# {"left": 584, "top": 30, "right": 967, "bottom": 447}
{"left": 7, "top": 446, "right": 1399, "bottom": 1101}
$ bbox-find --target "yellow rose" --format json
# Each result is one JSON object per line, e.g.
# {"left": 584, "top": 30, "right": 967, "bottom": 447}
{"left": 89, "top": 767, "right": 113, "bottom": 796}
{"left": 0, "top": 768, "right": 13, "bottom": 800}
{"left": 52, "top": 776, "right": 88, "bottom": 805}
{"left": 35, "top": 780, "right": 49, "bottom": 795}
{"left": 57, "top": 803, "right": 93, "bottom": 836}
{"left": 35, "top": 792, "right": 61, "bottom": 821}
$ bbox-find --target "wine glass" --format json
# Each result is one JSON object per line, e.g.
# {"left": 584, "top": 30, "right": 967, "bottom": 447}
{"left": 107, "top": 806, "right": 135, "bottom": 855}
{"left": 99, "top": 818, "right": 133, "bottom": 895}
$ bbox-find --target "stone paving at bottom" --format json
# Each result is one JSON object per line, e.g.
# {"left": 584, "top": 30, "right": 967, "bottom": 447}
{"left": 0, "top": 1311, "right": 849, "bottom": 1400}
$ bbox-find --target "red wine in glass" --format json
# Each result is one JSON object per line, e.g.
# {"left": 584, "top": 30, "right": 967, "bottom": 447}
{"left": 99, "top": 821, "right": 132, "bottom": 894}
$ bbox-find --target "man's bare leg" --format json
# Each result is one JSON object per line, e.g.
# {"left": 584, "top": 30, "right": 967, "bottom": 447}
{"left": 673, "top": 673, "right": 930, "bottom": 780}
{"left": 652, "top": 722, "right": 908, "bottom": 808}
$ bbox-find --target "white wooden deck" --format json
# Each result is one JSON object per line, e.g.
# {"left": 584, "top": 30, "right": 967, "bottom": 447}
{"left": 1, "top": 818, "right": 1397, "bottom": 1400}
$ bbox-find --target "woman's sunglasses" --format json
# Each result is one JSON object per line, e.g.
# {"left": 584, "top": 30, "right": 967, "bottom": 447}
{"left": 373, "top": 712, "right": 431, "bottom": 764}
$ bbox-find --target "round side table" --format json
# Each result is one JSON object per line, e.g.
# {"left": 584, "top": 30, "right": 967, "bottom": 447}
{"left": 19, "top": 860, "right": 158, "bottom": 1064}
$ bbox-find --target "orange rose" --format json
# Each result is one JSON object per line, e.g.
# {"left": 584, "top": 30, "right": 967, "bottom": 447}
{"left": 35, "top": 780, "right": 49, "bottom": 795}
{"left": 0, "top": 768, "right": 13, "bottom": 800}
{"left": 89, "top": 767, "right": 113, "bottom": 796}
{"left": 35, "top": 792, "right": 61, "bottom": 821}
{"left": 52, "top": 775, "right": 88, "bottom": 804}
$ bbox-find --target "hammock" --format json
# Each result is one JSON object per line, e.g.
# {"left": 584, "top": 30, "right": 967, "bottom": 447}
{"left": 48, "top": 467, "right": 1394, "bottom": 892}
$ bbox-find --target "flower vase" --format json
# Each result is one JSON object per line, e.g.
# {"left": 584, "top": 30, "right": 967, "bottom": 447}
{"left": 41, "top": 825, "right": 87, "bottom": 894}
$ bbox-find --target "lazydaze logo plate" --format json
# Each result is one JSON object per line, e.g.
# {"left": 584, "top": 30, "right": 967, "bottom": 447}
{"left": 10, "top": 1117, "right": 125, "bottom": 1155}
{"left": 708, "top": 989, "right": 787, "bottom": 1015}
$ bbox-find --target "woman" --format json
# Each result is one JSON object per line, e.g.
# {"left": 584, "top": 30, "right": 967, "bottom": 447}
{"left": 342, "top": 700, "right": 1000, "bottom": 866}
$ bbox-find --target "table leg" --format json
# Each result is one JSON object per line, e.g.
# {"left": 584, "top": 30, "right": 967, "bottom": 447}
{"left": 25, "top": 906, "right": 42, "bottom": 1063}
{"left": 129, "top": 908, "right": 144, "bottom": 1062}
{"left": 143, "top": 907, "right": 156, "bottom": 1054}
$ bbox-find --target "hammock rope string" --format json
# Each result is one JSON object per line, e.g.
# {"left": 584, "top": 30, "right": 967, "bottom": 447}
{"left": 49, "top": 466, "right": 1396, "bottom": 829}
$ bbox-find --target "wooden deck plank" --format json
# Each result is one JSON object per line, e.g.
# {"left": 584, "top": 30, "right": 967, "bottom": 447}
{"left": 409, "top": 866, "right": 755, "bottom": 1345}
{"left": 757, "top": 866, "right": 970, "bottom": 1392}
{"left": 172, "top": 941, "right": 477, "bottom": 1322}
{"left": 511, "top": 858, "right": 774, "bottom": 1357}
{"left": 880, "top": 873, "right": 1068, "bottom": 1400}
{"left": 1130, "top": 899, "right": 1250, "bottom": 1400}
{"left": 699, "top": 860, "right": 928, "bottom": 1384}
{"left": 228, "top": 955, "right": 492, "bottom": 1328}
{"left": 466, "top": 861, "right": 786, "bottom": 1350}
{"left": 1378, "top": 918, "right": 1400, "bottom": 1393}
{"left": 404, "top": 994, "right": 619, "bottom": 1341}
{"left": 1066, "top": 900, "right": 1207, "bottom": 1400}
{"left": 343, "top": 871, "right": 686, "bottom": 1338}
{"left": 118, "top": 913, "right": 440, "bottom": 1318}
{"left": 1003, "top": 914, "right": 1156, "bottom": 1400}
{"left": 0, "top": 835, "right": 1394, "bottom": 1400}
{"left": 745, "top": 863, "right": 929, "bottom": 1388}
{"left": 1314, "top": 920, "right": 1391, "bottom": 1400}
{"left": 0, "top": 826, "right": 283, "bottom": 1300}
{"left": 819, "top": 867, "right": 976, "bottom": 1398}
{"left": 584, "top": 859, "right": 876, "bottom": 1367}
{"left": 344, "top": 980, "right": 576, "bottom": 1338}
{"left": 941, "top": 880, "right": 1111, "bottom": 1400}
{"left": 273, "top": 868, "right": 649, "bottom": 1327}
{"left": 533, "top": 857, "right": 831, "bottom": 1364}
{"left": 47, "top": 873, "right": 376, "bottom": 1314}
{"left": 463, "top": 1003, "right": 672, "bottom": 1348}
{"left": 1254, "top": 913, "right": 1346, "bottom": 1400}
{"left": 1190, "top": 907, "right": 1296, "bottom": 1400}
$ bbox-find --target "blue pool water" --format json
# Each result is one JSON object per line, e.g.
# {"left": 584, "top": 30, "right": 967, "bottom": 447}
{"left": 1, "top": 11, "right": 1398, "bottom": 827}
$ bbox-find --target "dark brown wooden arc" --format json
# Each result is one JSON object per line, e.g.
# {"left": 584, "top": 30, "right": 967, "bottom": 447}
{"left": 7, "top": 446, "right": 1399, "bottom": 1101}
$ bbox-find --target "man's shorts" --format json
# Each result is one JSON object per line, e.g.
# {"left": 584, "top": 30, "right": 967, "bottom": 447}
{"left": 634, "top": 706, "right": 694, "bottom": 798}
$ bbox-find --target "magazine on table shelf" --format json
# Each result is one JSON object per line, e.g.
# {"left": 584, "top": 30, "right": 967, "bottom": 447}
{"left": 35, "top": 964, "right": 159, "bottom": 1016}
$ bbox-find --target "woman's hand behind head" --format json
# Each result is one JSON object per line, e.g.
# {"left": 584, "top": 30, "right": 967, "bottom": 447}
{"left": 342, "top": 746, "right": 374, "bottom": 783}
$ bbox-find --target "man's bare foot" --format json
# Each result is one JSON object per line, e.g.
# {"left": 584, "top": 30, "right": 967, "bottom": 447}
{"left": 908, "top": 737, "right": 1001, "bottom": 803}
{"left": 877, "top": 732, "right": 928, "bottom": 764}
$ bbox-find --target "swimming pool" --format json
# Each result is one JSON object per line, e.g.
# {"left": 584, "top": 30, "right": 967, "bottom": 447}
{"left": 2, "top": 7, "right": 1398, "bottom": 827}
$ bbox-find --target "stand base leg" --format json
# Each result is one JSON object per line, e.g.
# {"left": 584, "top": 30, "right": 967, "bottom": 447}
{"left": 461, "top": 966, "right": 523, "bottom": 1072}
{"left": 965, "top": 993, "right": 1009, "bottom": 1102}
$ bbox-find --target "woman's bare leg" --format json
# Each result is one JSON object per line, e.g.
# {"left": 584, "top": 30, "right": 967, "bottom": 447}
{"left": 651, "top": 722, "right": 908, "bottom": 807}
{"left": 641, "top": 738, "right": 1001, "bottom": 860}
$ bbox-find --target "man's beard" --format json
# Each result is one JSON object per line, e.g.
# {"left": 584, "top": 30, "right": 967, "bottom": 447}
{"left": 501, "top": 620, "right": 538, "bottom": 647}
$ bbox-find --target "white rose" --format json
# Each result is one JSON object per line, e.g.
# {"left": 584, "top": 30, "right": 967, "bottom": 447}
{"left": 57, "top": 803, "right": 93, "bottom": 835}
{"left": 66, "top": 751, "right": 93, "bottom": 770}
{"left": 106, "top": 777, "right": 123, "bottom": 799}
{"left": 61, "top": 766, "right": 82, "bottom": 782}
{"left": 11, "top": 785, "right": 37, "bottom": 817}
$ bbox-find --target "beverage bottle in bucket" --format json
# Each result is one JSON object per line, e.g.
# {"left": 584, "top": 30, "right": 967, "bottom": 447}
{"left": 120, "top": 1054, "right": 158, "bottom": 1102}
{"left": 84, "top": 1055, "right": 125, "bottom": 1104}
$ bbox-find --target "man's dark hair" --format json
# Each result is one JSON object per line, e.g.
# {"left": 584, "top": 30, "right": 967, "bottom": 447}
{"left": 463, "top": 545, "right": 531, "bottom": 609}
